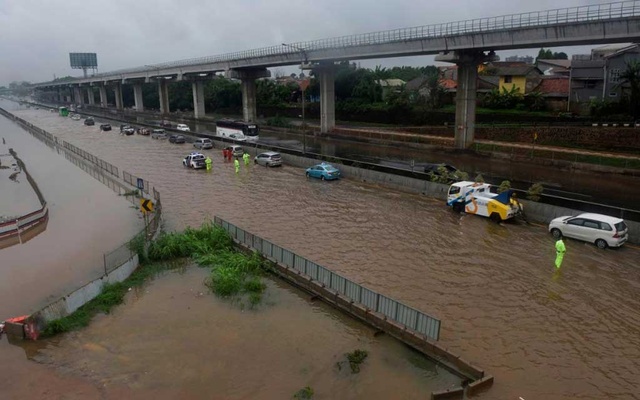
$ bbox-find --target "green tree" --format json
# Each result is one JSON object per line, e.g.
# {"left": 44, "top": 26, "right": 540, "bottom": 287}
{"left": 617, "top": 60, "right": 640, "bottom": 118}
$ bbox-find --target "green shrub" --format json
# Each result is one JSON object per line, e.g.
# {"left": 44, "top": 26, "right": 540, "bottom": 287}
{"left": 527, "top": 183, "right": 544, "bottom": 201}
{"left": 497, "top": 180, "right": 511, "bottom": 193}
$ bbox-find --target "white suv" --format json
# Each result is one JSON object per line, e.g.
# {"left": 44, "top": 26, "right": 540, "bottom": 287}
{"left": 549, "top": 213, "right": 629, "bottom": 249}
{"left": 176, "top": 124, "right": 190, "bottom": 132}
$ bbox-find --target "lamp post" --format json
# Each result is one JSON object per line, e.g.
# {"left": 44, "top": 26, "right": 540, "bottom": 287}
{"left": 282, "top": 43, "right": 308, "bottom": 154}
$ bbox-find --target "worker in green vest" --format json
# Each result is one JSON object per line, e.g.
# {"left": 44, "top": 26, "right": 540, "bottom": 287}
{"left": 555, "top": 237, "right": 566, "bottom": 269}
{"left": 242, "top": 152, "right": 250, "bottom": 166}
{"left": 234, "top": 157, "right": 240, "bottom": 174}
{"left": 205, "top": 156, "right": 212, "bottom": 171}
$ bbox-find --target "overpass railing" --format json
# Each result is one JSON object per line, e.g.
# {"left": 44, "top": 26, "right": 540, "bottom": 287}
{"left": 37, "top": 1, "right": 640, "bottom": 82}
{"left": 214, "top": 216, "right": 441, "bottom": 341}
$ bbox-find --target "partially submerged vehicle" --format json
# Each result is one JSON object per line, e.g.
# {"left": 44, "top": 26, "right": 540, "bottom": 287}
{"left": 447, "top": 181, "right": 522, "bottom": 222}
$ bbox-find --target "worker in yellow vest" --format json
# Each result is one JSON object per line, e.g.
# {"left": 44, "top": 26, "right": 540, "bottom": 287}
{"left": 242, "top": 152, "right": 250, "bottom": 166}
{"left": 555, "top": 237, "right": 566, "bottom": 269}
{"left": 234, "top": 157, "right": 240, "bottom": 174}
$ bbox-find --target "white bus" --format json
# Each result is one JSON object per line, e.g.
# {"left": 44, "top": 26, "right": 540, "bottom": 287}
{"left": 215, "top": 120, "right": 259, "bottom": 142}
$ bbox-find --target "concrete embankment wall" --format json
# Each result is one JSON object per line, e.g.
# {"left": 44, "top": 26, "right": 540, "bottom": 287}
{"left": 0, "top": 106, "right": 162, "bottom": 339}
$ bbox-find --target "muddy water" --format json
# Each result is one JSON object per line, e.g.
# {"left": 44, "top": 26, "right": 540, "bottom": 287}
{"left": 31, "top": 266, "right": 460, "bottom": 399}
{"left": 0, "top": 106, "right": 144, "bottom": 398}
{"left": 11, "top": 105, "right": 640, "bottom": 400}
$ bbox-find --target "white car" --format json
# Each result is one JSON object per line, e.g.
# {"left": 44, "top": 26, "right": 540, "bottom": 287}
{"left": 176, "top": 124, "right": 190, "bottom": 132}
{"left": 549, "top": 213, "right": 629, "bottom": 249}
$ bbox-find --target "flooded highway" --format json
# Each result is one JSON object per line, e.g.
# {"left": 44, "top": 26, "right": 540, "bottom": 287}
{"left": 81, "top": 107, "right": 640, "bottom": 210}
{"left": 7, "top": 102, "right": 640, "bottom": 399}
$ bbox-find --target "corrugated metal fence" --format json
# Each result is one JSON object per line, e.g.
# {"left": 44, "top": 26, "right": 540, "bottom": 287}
{"left": 214, "top": 216, "right": 441, "bottom": 341}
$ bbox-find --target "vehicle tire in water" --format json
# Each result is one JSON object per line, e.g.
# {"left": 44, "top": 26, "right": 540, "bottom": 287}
{"left": 305, "top": 172, "right": 310, "bottom": 178}
{"left": 321, "top": 175, "right": 325, "bottom": 181}
{"left": 452, "top": 202, "right": 463, "bottom": 213}
{"left": 490, "top": 212, "right": 502, "bottom": 223}
{"left": 551, "top": 228, "right": 562, "bottom": 239}
{"left": 595, "top": 239, "right": 608, "bottom": 249}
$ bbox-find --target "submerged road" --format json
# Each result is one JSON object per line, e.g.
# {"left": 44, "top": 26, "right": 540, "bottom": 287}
{"left": 8, "top": 102, "right": 640, "bottom": 400}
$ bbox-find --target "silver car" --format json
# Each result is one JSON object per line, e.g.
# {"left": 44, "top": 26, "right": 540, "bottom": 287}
{"left": 151, "top": 129, "right": 167, "bottom": 140}
{"left": 254, "top": 151, "right": 282, "bottom": 167}
{"left": 193, "top": 138, "right": 213, "bottom": 149}
{"left": 549, "top": 213, "right": 629, "bottom": 249}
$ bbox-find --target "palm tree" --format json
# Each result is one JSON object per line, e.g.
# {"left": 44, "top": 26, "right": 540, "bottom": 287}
{"left": 617, "top": 60, "right": 640, "bottom": 118}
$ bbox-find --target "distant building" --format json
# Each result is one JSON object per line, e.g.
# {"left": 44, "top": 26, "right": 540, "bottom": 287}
{"left": 505, "top": 55, "right": 534, "bottom": 64}
{"left": 376, "top": 79, "right": 405, "bottom": 100}
{"left": 537, "top": 59, "right": 571, "bottom": 76}
{"left": 569, "top": 43, "right": 640, "bottom": 109}
{"left": 490, "top": 62, "right": 542, "bottom": 93}
{"left": 535, "top": 76, "right": 570, "bottom": 111}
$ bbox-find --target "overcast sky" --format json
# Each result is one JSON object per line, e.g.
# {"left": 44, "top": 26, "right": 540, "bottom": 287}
{"left": 0, "top": 0, "right": 622, "bottom": 85}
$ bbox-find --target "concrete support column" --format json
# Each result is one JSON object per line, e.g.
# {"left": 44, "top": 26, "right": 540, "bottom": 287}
{"left": 99, "top": 86, "right": 108, "bottom": 107}
{"left": 317, "top": 64, "right": 336, "bottom": 134}
{"left": 133, "top": 84, "right": 144, "bottom": 111}
{"left": 226, "top": 68, "right": 270, "bottom": 123}
{"left": 240, "top": 79, "right": 257, "bottom": 122}
{"left": 73, "top": 87, "right": 83, "bottom": 105}
{"left": 113, "top": 84, "right": 123, "bottom": 110}
{"left": 435, "top": 50, "right": 498, "bottom": 149}
{"left": 455, "top": 61, "right": 478, "bottom": 149}
{"left": 158, "top": 80, "right": 170, "bottom": 114}
{"left": 192, "top": 81, "right": 206, "bottom": 119}
{"left": 86, "top": 87, "right": 95, "bottom": 105}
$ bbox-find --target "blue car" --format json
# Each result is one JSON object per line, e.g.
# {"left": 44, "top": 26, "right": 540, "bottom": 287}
{"left": 305, "top": 162, "right": 341, "bottom": 180}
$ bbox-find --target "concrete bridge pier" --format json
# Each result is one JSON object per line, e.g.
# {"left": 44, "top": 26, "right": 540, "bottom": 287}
{"left": 98, "top": 86, "right": 108, "bottom": 107}
{"left": 113, "top": 83, "right": 124, "bottom": 110}
{"left": 314, "top": 62, "right": 338, "bottom": 134}
{"left": 133, "top": 84, "right": 144, "bottom": 112}
{"left": 72, "top": 86, "right": 84, "bottom": 105}
{"left": 226, "top": 68, "right": 271, "bottom": 123}
{"left": 191, "top": 80, "right": 206, "bottom": 119}
{"left": 86, "top": 87, "right": 95, "bottom": 106}
{"left": 436, "top": 50, "right": 498, "bottom": 149}
{"left": 158, "top": 80, "right": 170, "bottom": 114}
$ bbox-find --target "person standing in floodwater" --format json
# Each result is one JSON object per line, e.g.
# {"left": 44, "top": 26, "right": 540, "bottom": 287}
{"left": 234, "top": 157, "right": 240, "bottom": 174}
{"left": 242, "top": 152, "right": 250, "bottom": 166}
{"left": 555, "top": 237, "right": 566, "bottom": 269}
{"left": 205, "top": 156, "right": 212, "bottom": 171}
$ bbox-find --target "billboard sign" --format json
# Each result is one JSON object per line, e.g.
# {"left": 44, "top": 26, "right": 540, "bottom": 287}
{"left": 69, "top": 53, "right": 98, "bottom": 69}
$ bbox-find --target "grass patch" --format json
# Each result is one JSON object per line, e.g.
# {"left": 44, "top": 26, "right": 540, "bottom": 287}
{"left": 42, "top": 262, "right": 171, "bottom": 336}
{"left": 346, "top": 349, "right": 369, "bottom": 373}
{"left": 43, "top": 221, "right": 267, "bottom": 337}
{"left": 293, "top": 386, "right": 314, "bottom": 399}
{"left": 120, "top": 189, "right": 140, "bottom": 197}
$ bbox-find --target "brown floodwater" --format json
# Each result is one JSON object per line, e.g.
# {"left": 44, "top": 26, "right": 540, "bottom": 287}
{"left": 8, "top": 102, "right": 640, "bottom": 399}
{"left": 29, "top": 266, "right": 461, "bottom": 399}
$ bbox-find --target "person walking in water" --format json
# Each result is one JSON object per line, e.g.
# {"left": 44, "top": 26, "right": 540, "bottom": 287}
{"left": 242, "top": 152, "right": 250, "bottom": 166}
{"left": 555, "top": 237, "right": 566, "bottom": 269}
{"left": 205, "top": 156, "right": 212, "bottom": 171}
{"left": 234, "top": 157, "right": 240, "bottom": 174}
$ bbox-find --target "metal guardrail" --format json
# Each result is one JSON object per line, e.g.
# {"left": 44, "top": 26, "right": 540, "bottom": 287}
{"left": 0, "top": 106, "right": 163, "bottom": 275}
{"left": 36, "top": 1, "right": 640, "bottom": 83}
{"left": 214, "top": 216, "right": 441, "bottom": 341}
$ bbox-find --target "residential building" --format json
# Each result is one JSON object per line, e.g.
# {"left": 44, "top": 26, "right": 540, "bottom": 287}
{"left": 536, "top": 59, "right": 571, "bottom": 76}
{"left": 376, "top": 79, "right": 405, "bottom": 100}
{"left": 535, "top": 76, "right": 569, "bottom": 111}
{"left": 490, "top": 62, "right": 542, "bottom": 93}
{"left": 569, "top": 43, "right": 640, "bottom": 109}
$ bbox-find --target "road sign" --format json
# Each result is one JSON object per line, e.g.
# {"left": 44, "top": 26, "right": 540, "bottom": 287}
{"left": 136, "top": 178, "right": 144, "bottom": 190}
{"left": 140, "top": 199, "right": 154, "bottom": 213}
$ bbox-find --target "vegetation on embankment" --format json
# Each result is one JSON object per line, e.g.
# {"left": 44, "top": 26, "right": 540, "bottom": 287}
{"left": 43, "top": 222, "right": 267, "bottom": 336}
